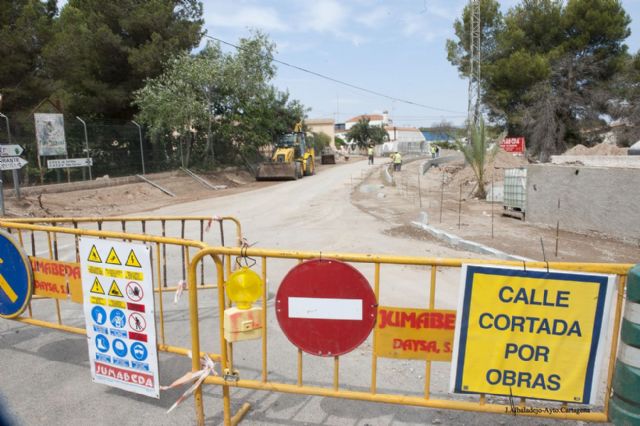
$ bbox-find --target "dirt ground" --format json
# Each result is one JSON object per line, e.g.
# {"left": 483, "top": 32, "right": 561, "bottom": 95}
{"left": 3, "top": 152, "right": 638, "bottom": 264}
{"left": 353, "top": 151, "right": 639, "bottom": 264}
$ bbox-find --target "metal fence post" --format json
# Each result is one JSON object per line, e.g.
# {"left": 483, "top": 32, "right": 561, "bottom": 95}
{"left": 76, "top": 116, "right": 92, "bottom": 180}
{"left": 131, "top": 120, "right": 145, "bottom": 175}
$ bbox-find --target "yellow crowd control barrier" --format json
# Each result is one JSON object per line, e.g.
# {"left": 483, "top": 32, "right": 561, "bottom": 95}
{"left": 0, "top": 218, "right": 633, "bottom": 425}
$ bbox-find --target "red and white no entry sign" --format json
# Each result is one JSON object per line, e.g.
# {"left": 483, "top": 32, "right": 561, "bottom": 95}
{"left": 275, "top": 259, "right": 377, "bottom": 357}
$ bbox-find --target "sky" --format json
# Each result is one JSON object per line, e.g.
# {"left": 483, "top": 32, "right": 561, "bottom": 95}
{"left": 203, "top": 0, "right": 640, "bottom": 127}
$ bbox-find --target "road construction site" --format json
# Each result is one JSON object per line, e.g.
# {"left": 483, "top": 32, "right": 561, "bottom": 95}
{"left": 0, "top": 155, "right": 636, "bottom": 425}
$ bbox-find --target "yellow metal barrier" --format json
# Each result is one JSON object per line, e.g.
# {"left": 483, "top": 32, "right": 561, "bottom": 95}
{"left": 190, "top": 246, "right": 631, "bottom": 425}
{"left": 0, "top": 218, "right": 632, "bottom": 425}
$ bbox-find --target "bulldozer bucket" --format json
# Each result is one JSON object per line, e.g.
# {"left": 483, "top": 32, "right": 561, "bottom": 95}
{"left": 256, "top": 162, "right": 298, "bottom": 181}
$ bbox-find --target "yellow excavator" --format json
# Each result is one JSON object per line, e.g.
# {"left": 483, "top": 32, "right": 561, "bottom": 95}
{"left": 256, "top": 123, "right": 315, "bottom": 180}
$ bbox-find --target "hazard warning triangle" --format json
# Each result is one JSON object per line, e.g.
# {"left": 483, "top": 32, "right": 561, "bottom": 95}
{"left": 125, "top": 250, "right": 142, "bottom": 268}
{"left": 91, "top": 277, "right": 105, "bottom": 295}
{"left": 108, "top": 281, "right": 123, "bottom": 297}
{"left": 87, "top": 245, "right": 102, "bottom": 263}
{"left": 106, "top": 248, "right": 121, "bottom": 265}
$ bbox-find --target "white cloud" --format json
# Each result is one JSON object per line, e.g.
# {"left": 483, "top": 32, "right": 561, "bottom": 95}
{"left": 355, "top": 6, "right": 390, "bottom": 28}
{"left": 304, "top": 0, "right": 348, "bottom": 33}
{"left": 206, "top": 5, "right": 286, "bottom": 32}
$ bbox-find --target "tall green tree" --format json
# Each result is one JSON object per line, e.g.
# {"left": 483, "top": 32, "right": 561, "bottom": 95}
{"left": 0, "top": 0, "right": 57, "bottom": 113}
{"left": 133, "top": 33, "right": 306, "bottom": 167}
{"left": 44, "top": 0, "right": 203, "bottom": 119}
{"left": 447, "top": 0, "right": 632, "bottom": 159}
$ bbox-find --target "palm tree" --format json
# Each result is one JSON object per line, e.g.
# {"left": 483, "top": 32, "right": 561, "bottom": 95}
{"left": 455, "top": 120, "right": 496, "bottom": 199}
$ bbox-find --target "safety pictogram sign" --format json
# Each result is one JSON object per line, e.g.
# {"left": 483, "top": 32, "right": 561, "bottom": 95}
{"left": 125, "top": 250, "right": 142, "bottom": 268}
{"left": 108, "top": 281, "right": 123, "bottom": 298}
{"left": 91, "top": 277, "right": 105, "bottom": 295}
{"left": 106, "top": 248, "right": 121, "bottom": 265}
{"left": 275, "top": 259, "right": 377, "bottom": 356}
{"left": 79, "top": 238, "right": 159, "bottom": 398}
{"left": 125, "top": 282, "right": 143, "bottom": 302}
{"left": 0, "top": 230, "right": 34, "bottom": 319}
{"left": 450, "top": 265, "right": 615, "bottom": 404}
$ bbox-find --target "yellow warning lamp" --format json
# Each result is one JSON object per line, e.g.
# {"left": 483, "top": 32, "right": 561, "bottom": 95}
{"left": 225, "top": 267, "right": 263, "bottom": 310}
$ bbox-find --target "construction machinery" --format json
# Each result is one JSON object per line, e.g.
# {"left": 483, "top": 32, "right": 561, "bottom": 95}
{"left": 256, "top": 124, "right": 315, "bottom": 180}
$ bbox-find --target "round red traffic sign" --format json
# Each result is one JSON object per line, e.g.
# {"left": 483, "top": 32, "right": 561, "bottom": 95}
{"left": 275, "top": 259, "right": 377, "bottom": 357}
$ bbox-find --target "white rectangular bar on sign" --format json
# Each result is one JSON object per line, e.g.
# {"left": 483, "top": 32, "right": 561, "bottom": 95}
{"left": 288, "top": 297, "right": 362, "bottom": 320}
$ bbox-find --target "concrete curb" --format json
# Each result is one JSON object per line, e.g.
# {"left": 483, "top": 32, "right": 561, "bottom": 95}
{"left": 420, "top": 154, "right": 463, "bottom": 175}
{"left": 411, "top": 215, "right": 531, "bottom": 262}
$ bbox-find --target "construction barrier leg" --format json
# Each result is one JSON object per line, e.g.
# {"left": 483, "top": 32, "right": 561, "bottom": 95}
{"left": 609, "top": 264, "right": 640, "bottom": 425}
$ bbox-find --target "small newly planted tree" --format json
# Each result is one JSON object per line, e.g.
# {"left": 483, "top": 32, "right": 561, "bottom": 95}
{"left": 455, "top": 120, "right": 497, "bottom": 199}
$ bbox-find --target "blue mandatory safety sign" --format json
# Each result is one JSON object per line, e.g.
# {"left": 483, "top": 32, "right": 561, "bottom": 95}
{"left": 95, "top": 334, "right": 110, "bottom": 353}
{"left": 0, "top": 230, "right": 34, "bottom": 319}
{"left": 91, "top": 306, "right": 107, "bottom": 325}
{"left": 130, "top": 342, "right": 148, "bottom": 361}
{"left": 112, "top": 338, "right": 128, "bottom": 358}
{"left": 109, "top": 309, "right": 126, "bottom": 329}
{"left": 131, "top": 361, "right": 150, "bottom": 372}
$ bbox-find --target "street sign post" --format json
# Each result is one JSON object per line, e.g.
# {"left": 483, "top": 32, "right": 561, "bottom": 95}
{"left": 275, "top": 259, "right": 377, "bottom": 356}
{"left": 0, "top": 230, "right": 34, "bottom": 319}
{"left": 0, "top": 156, "right": 27, "bottom": 171}
{"left": 47, "top": 158, "right": 93, "bottom": 169}
{"left": 0, "top": 145, "right": 24, "bottom": 157}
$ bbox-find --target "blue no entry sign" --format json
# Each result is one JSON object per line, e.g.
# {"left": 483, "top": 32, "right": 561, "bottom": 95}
{"left": 0, "top": 231, "right": 33, "bottom": 319}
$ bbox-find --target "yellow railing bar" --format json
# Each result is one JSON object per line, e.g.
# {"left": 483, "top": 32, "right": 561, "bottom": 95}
{"left": 371, "top": 263, "right": 380, "bottom": 394}
{"left": 424, "top": 264, "right": 438, "bottom": 399}
{"left": 156, "top": 242, "right": 166, "bottom": 345}
{"left": 261, "top": 256, "right": 268, "bottom": 383}
{"left": 202, "top": 375, "right": 608, "bottom": 422}
{"left": 195, "top": 246, "right": 633, "bottom": 274}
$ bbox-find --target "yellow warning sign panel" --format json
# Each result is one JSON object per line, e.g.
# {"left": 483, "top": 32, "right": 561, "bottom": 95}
{"left": 90, "top": 277, "right": 105, "bottom": 295}
{"left": 87, "top": 245, "right": 102, "bottom": 263}
{"left": 125, "top": 250, "right": 142, "bottom": 268}
{"left": 108, "top": 280, "right": 123, "bottom": 298}
{"left": 374, "top": 306, "right": 455, "bottom": 361}
{"left": 105, "top": 248, "right": 121, "bottom": 265}
{"left": 451, "top": 265, "right": 615, "bottom": 405}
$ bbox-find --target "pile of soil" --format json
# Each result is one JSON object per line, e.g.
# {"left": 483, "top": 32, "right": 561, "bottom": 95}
{"left": 437, "top": 149, "right": 528, "bottom": 193}
{"left": 564, "top": 143, "right": 628, "bottom": 155}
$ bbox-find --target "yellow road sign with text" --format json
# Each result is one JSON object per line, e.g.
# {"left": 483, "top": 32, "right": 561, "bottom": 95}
{"left": 450, "top": 265, "right": 615, "bottom": 404}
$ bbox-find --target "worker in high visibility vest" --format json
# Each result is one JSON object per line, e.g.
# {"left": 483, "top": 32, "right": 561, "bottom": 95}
{"left": 367, "top": 146, "right": 374, "bottom": 165}
{"left": 393, "top": 151, "right": 402, "bottom": 172}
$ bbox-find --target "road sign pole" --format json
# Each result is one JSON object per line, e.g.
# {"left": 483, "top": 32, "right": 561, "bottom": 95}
{"left": 0, "top": 113, "right": 20, "bottom": 199}
{"left": 76, "top": 116, "right": 92, "bottom": 180}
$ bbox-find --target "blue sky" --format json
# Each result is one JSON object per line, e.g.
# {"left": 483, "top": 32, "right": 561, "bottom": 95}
{"left": 203, "top": 0, "right": 640, "bottom": 127}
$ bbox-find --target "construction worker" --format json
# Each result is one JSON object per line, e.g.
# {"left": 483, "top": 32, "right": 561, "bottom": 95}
{"left": 368, "top": 145, "right": 374, "bottom": 165}
{"left": 430, "top": 144, "right": 437, "bottom": 159}
{"left": 393, "top": 151, "right": 402, "bottom": 172}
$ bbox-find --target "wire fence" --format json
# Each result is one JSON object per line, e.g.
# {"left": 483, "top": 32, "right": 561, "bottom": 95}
{"left": 0, "top": 116, "right": 234, "bottom": 188}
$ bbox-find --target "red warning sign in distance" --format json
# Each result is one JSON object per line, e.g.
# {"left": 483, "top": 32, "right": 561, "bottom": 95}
{"left": 275, "top": 259, "right": 377, "bottom": 357}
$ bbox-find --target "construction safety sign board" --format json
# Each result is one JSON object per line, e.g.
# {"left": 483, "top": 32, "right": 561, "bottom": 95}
{"left": 30, "top": 257, "right": 83, "bottom": 303}
{"left": 0, "top": 231, "right": 33, "bottom": 319}
{"left": 450, "top": 265, "right": 615, "bottom": 404}
{"left": 374, "top": 306, "right": 455, "bottom": 361}
{"left": 79, "top": 238, "right": 159, "bottom": 398}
